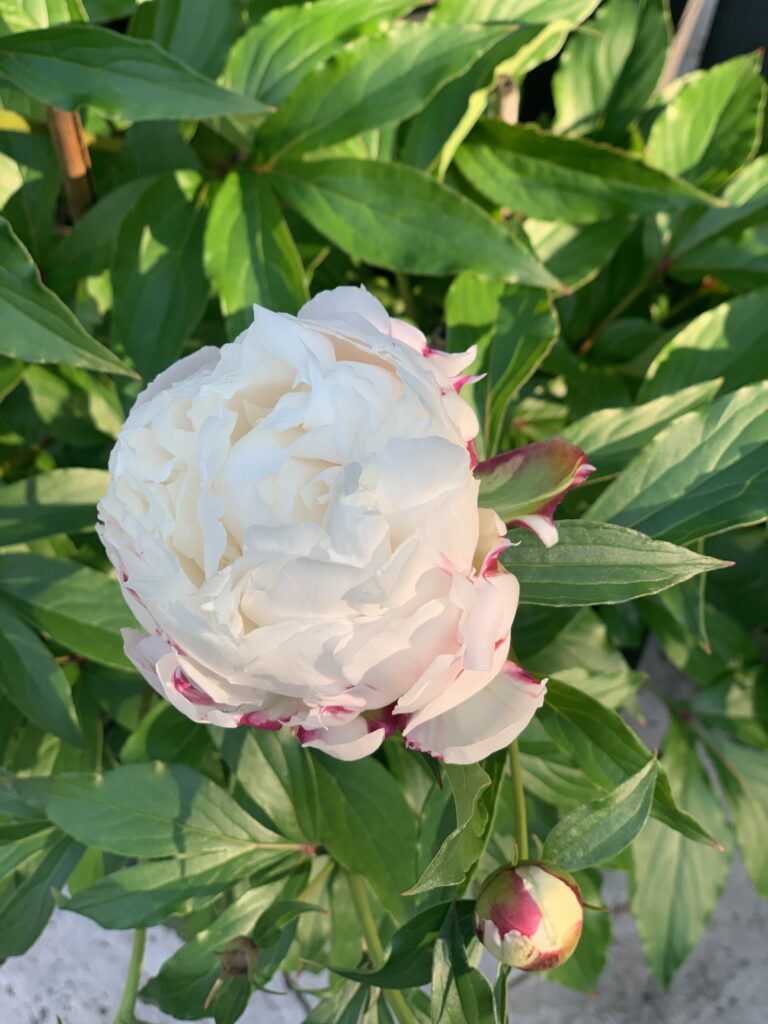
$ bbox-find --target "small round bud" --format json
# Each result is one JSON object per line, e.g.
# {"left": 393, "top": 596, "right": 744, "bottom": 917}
{"left": 220, "top": 936, "right": 259, "bottom": 977}
{"left": 474, "top": 862, "right": 583, "bottom": 971}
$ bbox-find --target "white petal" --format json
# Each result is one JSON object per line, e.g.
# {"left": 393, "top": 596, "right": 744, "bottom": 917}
{"left": 297, "top": 717, "right": 385, "bottom": 761}
{"left": 404, "top": 664, "right": 546, "bottom": 764}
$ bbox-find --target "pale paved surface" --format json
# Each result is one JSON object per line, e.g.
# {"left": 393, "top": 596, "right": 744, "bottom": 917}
{"left": 1, "top": 642, "right": 766, "bottom": 1023}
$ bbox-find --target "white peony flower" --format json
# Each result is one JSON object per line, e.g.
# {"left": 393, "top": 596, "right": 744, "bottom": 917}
{"left": 98, "top": 286, "right": 553, "bottom": 763}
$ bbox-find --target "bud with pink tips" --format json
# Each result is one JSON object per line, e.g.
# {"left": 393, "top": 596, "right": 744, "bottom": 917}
{"left": 475, "top": 862, "right": 583, "bottom": 971}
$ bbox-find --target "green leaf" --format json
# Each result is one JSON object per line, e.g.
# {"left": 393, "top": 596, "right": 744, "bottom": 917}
{"left": 0, "top": 218, "right": 134, "bottom": 376}
{"left": 0, "top": 823, "right": 56, "bottom": 882}
{"left": 111, "top": 171, "right": 207, "bottom": 378}
{"left": 502, "top": 521, "right": 727, "bottom": 605}
{"left": 586, "top": 383, "right": 768, "bottom": 544}
{"left": 270, "top": 158, "right": 561, "bottom": 289}
{"left": 0, "top": 553, "right": 130, "bottom": 668}
{"left": 0, "top": 24, "right": 271, "bottom": 121}
{"left": 477, "top": 438, "right": 587, "bottom": 531}
{"left": 647, "top": 54, "right": 765, "bottom": 192}
{"left": 0, "top": 831, "right": 82, "bottom": 959}
{"left": 314, "top": 754, "right": 417, "bottom": 919}
{"left": 220, "top": 729, "right": 319, "bottom": 843}
{"left": 639, "top": 290, "right": 768, "bottom": 401}
{"left": 405, "top": 762, "right": 492, "bottom": 895}
{"left": 552, "top": 0, "right": 669, "bottom": 138}
{"left": 221, "top": 0, "right": 412, "bottom": 108}
{"left": 129, "top": 0, "right": 240, "bottom": 78}
{"left": 541, "top": 679, "right": 716, "bottom": 845}
{"left": 433, "top": 0, "right": 601, "bottom": 21}
{"left": 332, "top": 900, "right": 475, "bottom": 990}
{"left": 707, "top": 733, "right": 768, "bottom": 899}
{"left": 631, "top": 721, "right": 731, "bottom": 986}
{"left": 252, "top": 896, "right": 324, "bottom": 947}
{"left": 543, "top": 758, "right": 657, "bottom": 869}
{"left": 524, "top": 217, "right": 634, "bottom": 290}
{"left": 47, "top": 177, "right": 159, "bottom": 294}
{"left": 670, "top": 154, "right": 768, "bottom": 261}
{"left": 456, "top": 120, "right": 714, "bottom": 226}
{"left": 142, "top": 881, "right": 287, "bottom": 1018}
{"left": 258, "top": 22, "right": 508, "bottom": 160}
{"left": 62, "top": 848, "right": 279, "bottom": 928}
{"left": 431, "top": 905, "right": 496, "bottom": 1024}
{"left": 204, "top": 171, "right": 306, "bottom": 335}
{"left": 0, "top": 467, "right": 108, "bottom": 544}
{"left": 0, "top": 602, "right": 81, "bottom": 746}
{"left": 305, "top": 980, "right": 370, "bottom": 1024}
{"left": 44, "top": 761, "right": 293, "bottom": 858}
{"left": 483, "top": 287, "right": 559, "bottom": 446}
{"left": 563, "top": 379, "right": 722, "bottom": 476}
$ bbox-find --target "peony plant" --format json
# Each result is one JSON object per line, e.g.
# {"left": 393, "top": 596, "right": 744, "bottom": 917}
{"left": 0, "top": 2, "right": 765, "bottom": 1023}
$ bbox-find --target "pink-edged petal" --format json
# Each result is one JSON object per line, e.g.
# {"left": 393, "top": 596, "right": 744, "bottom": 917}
{"left": 403, "top": 662, "right": 546, "bottom": 765}
{"left": 297, "top": 717, "right": 385, "bottom": 761}
{"left": 239, "top": 711, "right": 283, "bottom": 730}
{"left": 475, "top": 439, "right": 595, "bottom": 546}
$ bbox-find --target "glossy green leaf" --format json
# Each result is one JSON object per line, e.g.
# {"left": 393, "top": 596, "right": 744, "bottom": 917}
{"left": 0, "top": 24, "right": 270, "bottom": 120}
{"left": 552, "top": 0, "right": 668, "bottom": 138}
{"left": 62, "top": 848, "right": 277, "bottom": 928}
{"left": 541, "top": 680, "right": 715, "bottom": 846}
{"left": 142, "top": 881, "right": 287, "bottom": 1017}
{"left": 221, "top": 0, "right": 412, "bottom": 107}
{"left": 708, "top": 733, "right": 768, "bottom": 899}
{"left": 0, "top": 553, "right": 130, "bottom": 669}
{"left": 44, "top": 762, "right": 294, "bottom": 858}
{"left": 631, "top": 721, "right": 731, "bottom": 986}
{"left": 639, "top": 290, "right": 768, "bottom": 401}
{"left": 406, "top": 763, "right": 490, "bottom": 895}
{"left": 129, "top": 0, "right": 240, "bottom": 78}
{"left": 587, "top": 384, "right": 768, "bottom": 544}
{"left": 111, "top": 172, "right": 207, "bottom": 378}
{"left": 271, "top": 158, "right": 560, "bottom": 288}
{"left": 0, "top": 467, "right": 108, "bottom": 544}
{"left": 647, "top": 54, "right": 765, "bottom": 192}
{"left": 220, "top": 729, "right": 319, "bottom": 843}
{"left": 315, "top": 754, "right": 417, "bottom": 919}
{"left": 524, "top": 217, "right": 634, "bottom": 290}
{"left": 543, "top": 758, "right": 657, "bottom": 869}
{"left": 258, "top": 22, "right": 508, "bottom": 160}
{"left": 332, "top": 900, "right": 475, "bottom": 990}
{"left": 0, "top": 218, "right": 134, "bottom": 376}
{"left": 0, "top": 831, "right": 82, "bottom": 959}
{"left": 456, "top": 120, "right": 714, "bottom": 226}
{"left": 564, "top": 379, "right": 722, "bottom": 476}
{"left": 204, "top": 171, "right": 306, "bottom": 335}
{"left": 502, "top": 521, "right": 727, "bottom": 605}
{"left": 431, "top": 905, "right": 496, "bottom": 1024}
{"left": 433, "top": 0, "right": 600, "bottom": 23}
{"left": 0, "top": 602, "right": 81, "bottom": 746}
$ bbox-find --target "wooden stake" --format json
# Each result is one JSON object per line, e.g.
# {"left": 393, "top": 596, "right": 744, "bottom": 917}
{"left": 46, "top": 106, "right": 95, "bottom": 223}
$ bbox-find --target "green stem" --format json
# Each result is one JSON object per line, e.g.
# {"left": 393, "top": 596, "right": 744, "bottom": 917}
{"left": 346, "top": 873, "right": 417, "bottom": 1024}
{"left": 394, "top": 270, "right": 417, "bottom": 322}
{"left": 508, "top": 741, "right": 529, "bottom": 861}
{"left": 112, "top": 928, "right": 146, "bottom": 1024}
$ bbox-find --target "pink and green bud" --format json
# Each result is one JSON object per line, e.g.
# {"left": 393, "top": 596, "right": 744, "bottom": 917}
{"left": 474, "top": 862, "right": 583, "bottom": 971}
{"left": 475, "top": 439, "right": 594, "bottom": 547}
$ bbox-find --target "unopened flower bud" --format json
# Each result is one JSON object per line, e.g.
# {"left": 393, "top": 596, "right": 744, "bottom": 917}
{"left": 475, "top": 862, "right": 583, "bottom": 971}
{"left": 220, "top": 936, "right": 259, "bottom": 977}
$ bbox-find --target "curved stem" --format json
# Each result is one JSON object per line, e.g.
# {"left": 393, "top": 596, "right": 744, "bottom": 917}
{"left": 508, "top": 741, "right": 529, "bottom": 861}
{"left": 112, "top": 928, "right": 146, "bottom": 1024}
{"left": 346, "top": 873, "right": 416, "bottom": 1024}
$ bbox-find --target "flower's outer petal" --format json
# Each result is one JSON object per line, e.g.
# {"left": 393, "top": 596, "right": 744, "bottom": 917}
{"left": 475, "top": 439, "right": 595, "bottom": 547}
{"left": 299, "top": 284, "right": 391, "bottom": 334}
{"left": 297, "top": 717, "right": 385, "bottom": 761}
{"left": 133, "top": 346, "right": 221, "bottom": 411}
{"left": 403, "top": 662, "right": 546, "bottom": 764}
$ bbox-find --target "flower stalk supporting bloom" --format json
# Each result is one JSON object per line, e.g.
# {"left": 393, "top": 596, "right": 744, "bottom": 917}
{"left": 509, "top": 740, "right": 529, "bottom": 861}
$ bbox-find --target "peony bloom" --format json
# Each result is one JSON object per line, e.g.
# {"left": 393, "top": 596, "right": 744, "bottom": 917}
{"left": 475, "top": 863, "right": 583, "bottom": 970}
{"left": 98, "top": 287, "right": 587, "bottom": 762}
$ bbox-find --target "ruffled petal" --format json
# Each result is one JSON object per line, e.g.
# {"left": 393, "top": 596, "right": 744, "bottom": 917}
{"left": 403, "top": 662, "right": 546, "bottom": 764}
{"left": 297, "top": 717, "right": 386, "bottom": 760}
